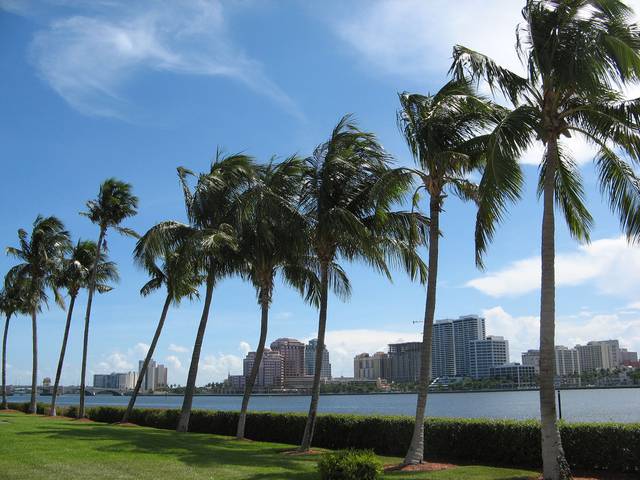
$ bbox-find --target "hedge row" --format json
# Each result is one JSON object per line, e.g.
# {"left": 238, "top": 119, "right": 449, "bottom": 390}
{"left": 8, "top": 402, "right": 639, "bottom": 473}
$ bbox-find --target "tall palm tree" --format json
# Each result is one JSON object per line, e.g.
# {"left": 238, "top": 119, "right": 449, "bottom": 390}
{"left": 451, "top": 1, "right": 640, "bottom": 478}
{"left": 121, "top": 243, "right": 200, "bottom": 424}
{"left": 397, "top": 79, "right": 502, "bottom": 465}
{"left": 234, "top": 156, "right": 323, "bottom": 440}
{"left": 78, "top": 179, "right": 138, "bottom": 418}
{"left": 6, "top": 216, "right": 71, "bottom": 413}
{"left": 298, "top": 115, "right": 427, "bottom": 452}
{"left": 49, "top": 240, "right": 118, "bottom": 416}
{"left": 1, "top": 276, "right": 28, "bottom": 409}
{"left": 141, "top": 152, "right": 255, "bottom": 432}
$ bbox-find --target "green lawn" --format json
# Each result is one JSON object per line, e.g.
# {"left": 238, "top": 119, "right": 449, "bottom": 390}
{"left": 0, "top": 411, "right": 539, "bottom": 480}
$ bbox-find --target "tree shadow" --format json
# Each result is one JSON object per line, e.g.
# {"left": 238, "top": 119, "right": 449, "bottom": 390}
{"left": 16, "top": 421, "right": 319, "bottom": 479}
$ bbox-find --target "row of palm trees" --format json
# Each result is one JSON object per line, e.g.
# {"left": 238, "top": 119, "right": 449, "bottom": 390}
{"left": 2, "top": 2, "right": 640, "bottom": 479}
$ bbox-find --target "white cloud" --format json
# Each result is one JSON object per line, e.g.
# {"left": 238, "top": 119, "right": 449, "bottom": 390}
{"left": 483, "top": 306, "right": 640, "bottom": 357}
{"left": 321, "top": 329, "right": 420, "bottom": 377}
{"left": 627, "top": 302, "right": 640, "bottom": 310}
{"left": 24, "top": 0, "right": 300, "bottom": 119}
{"left": 165, "top": 354, "right": 182, "bottom": 370}
{"left": 133, "top": 342, "right": 150, "bottom": 357}
{"left": 467, "top": 236, "right": 640, "bottom": 298}
{"left": 96, "top": 352, "right": 133, "bottom": 372}
{"left": 239, "top": 341, "right": 251, "bottom": 356}
{"left": 199, "top": 353, "right": 243, "bottom": 382}
{"left": 168, "top": 343, "right": 188, "bottom": 353}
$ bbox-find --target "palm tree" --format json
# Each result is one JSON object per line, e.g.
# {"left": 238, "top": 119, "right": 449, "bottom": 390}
{"left": 49, "top": 240, "right": 118, "bottom": 416}
{"left": 6, "top": 216, "right": 71, "bottom": 414}
{"left": 121, "top": 243, "right": 200, "bottom": 424}
{"left": 140, "top": 152, "right": 255, "bottom": 432}
{"left": 234, "top": 156, "right": 323, "bottom": 440}
{"left": 397, "top": 79, "right": 502, "bottom": 465}
{"left": 451, "top": 1, "right": 640, "bottom": 478}
{"left": 78, "top": 179, "right": 138, "bottom": 418}
{"left": 298, "top": 115, "right": 427, "bottom": 452}
{"left": 1, "top": 276, "right": 28, "bottom": 410}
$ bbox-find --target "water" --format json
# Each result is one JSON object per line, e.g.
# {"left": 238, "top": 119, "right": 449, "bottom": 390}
{"left": 9, "top": 388, "right": 640, "bottom": 423}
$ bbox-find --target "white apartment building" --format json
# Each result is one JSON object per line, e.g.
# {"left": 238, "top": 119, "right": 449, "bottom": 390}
{"left": 469, "top": 335, "right": 509, "bottom": 379}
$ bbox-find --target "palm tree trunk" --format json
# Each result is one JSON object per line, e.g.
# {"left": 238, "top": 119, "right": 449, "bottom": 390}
{"left": 540, "top": 138, "right": 571, "bottom": 480}
{"left": 299, "top": 262, "right": 329, "bottom": 452}
{"left": 177, "top": 274, "right": 215, "bottom": 432}
{"left": 49, "top": 295, "right": 76, "bottom": 416}
{"left": 78, "top": 228, "right": 106, "bottom": 419}
{"left": 122, "top": 293, "right": 172, "bottom": 424}
{"left": 1, "top": 313, "right": 11, "bottom": 410}
{"left": 29, "top": 311, "right": 38, "bottom": 414}
{"left": 236, "top": 289, "right": 270, "bottom": 439}
{"left": 404, "top": 194, "right": 439, "bottom": 465}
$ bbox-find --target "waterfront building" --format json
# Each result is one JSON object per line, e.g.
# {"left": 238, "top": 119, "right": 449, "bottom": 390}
{"left": 620, "top": 348, "right": 639, "bottom": 366}
{"left": 243, "top": 349, "right": 284, "bottom": 388}
{"left": 490, "top": 363, "right": 536, "bottom": 386}
{"left": 138, "top": 359, "right": 168, "bottom": 392}
{"left": 388, "top": 342, "right": 422, "bottom": 382}
{"left": 431, "top": 315, "right": 485, "bottom": 378}
{"left": 431, "top": 319, "right": 455, "bottom": 378}
{"left": 353, "top": 352, "right": 390, "bottom": 380}
{"left": 93, "top": 371, "right": 137, "bottom": 390}
{"left": 521, "top": 349, "right": 540, "bottom": 373}
{"left": 227, "top": 374, "right": 245, "bottom": 391}
{"left": 469, "top": 336, "right": 509, "bottom": 379}
{"left": 270, "top": 338, "right": 305, "bottom": 379}
{"left": 576, "top": 340, "right": 620, "bottom": 372}
{"left": 304, "top": 338, "right": 332, "bottom": 379}
{"left": 452, "top": 315, "right": 486, "bottom": 377}
{"left": 555, "top": 346, "right": 581, "bottom": 376}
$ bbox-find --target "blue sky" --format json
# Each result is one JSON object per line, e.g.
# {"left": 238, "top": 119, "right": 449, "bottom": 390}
{"left": 1, "top": 0, "right": 640, "bottom": 386}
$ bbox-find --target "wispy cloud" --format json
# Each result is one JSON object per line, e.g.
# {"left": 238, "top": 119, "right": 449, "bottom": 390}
{"left": 15, "top": 0, "right": 301, "bottom": 119}
{"left": 467, "top": 236, "right": 640, "bottom": 298}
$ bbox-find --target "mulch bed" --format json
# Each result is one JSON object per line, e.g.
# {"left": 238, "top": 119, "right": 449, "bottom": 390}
{"left": 384, "top": 462, "right": 455, "bottom": 473}
{"left": 115, "top": 422, "right": 139, "bottom": 427}
{"left": 281, "top": 449, "right": 324, "bottom": 456}
{"left": 72, "top": 418, "right": 94, "bottom": 423}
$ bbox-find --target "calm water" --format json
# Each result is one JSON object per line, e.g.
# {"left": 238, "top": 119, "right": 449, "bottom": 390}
{"left": 10, "top": 388, "right": 640, "bottom": 423}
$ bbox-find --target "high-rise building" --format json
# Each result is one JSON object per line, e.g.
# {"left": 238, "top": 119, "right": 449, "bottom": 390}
{"left": 138, "top": 359, "right": 168, "bottom": 392}
{"left": 521, "top": 349, "right": 540, "bottom": 373}
{"left": 452, "top": 315, "right": 486, "bottom": 377}
{"left": 270, "top": 338, "right": 305, "bottom": 379}
{"left": 353, "top": 352, "right": 390, "bottom": 380}
{"left": 388, "top": 342, "right": 422, "bottom": 382}
{"left": 93, "top": 371, "right": 137, "bottom": 390}
{"left": 555, "top": 346, "right": 580, "bottom": 376}
{"left": 243, "top": 349, "right": 284, "bottom": 388}
{"left": 469, "top": 335, "right": 509, "bottom": 379}
{"left": 431, "top": 315, "right": 485, "bottom": 378}
{"left": 620, "top": 348, "right": 639, "bottom": 366}
{"left": 304, "top": 339, "right": 332, "bottom": 379}
{"left": 431, "top": 319, "right": 455, "bottom": 377}
{"left": 576, "top": 340, "right": 620, "bottom": 372}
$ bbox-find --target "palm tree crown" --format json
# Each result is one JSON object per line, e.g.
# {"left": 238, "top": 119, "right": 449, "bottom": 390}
{"left": 451, "top": 0, "right": 640, "bottom": 257}
{"left": 82, "top": 178, "right": 139, "bottom": 237}
{"left": 6, "top": 216, "right": 71, "bottom": 313}
{"left": 57, "top": 240, "right": 119, "bottom": 297}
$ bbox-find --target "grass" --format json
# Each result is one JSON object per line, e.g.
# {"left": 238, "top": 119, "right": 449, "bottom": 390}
{"left": 0, "top": 411, "right": 539, "bottom": 480}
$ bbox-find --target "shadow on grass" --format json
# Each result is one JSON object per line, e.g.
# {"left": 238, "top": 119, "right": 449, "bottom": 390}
{"left": 15, "top": 419, "right": 318, "bottom": 480}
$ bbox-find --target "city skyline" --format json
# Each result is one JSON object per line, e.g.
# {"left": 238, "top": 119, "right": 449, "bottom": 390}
{"left": 2, "top": 1, "right": 640, "bottom": 387}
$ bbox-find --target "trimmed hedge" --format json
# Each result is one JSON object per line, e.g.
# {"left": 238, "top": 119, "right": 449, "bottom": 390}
{"left": 7, "top": 402, "right": 639, "bottom": 473}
